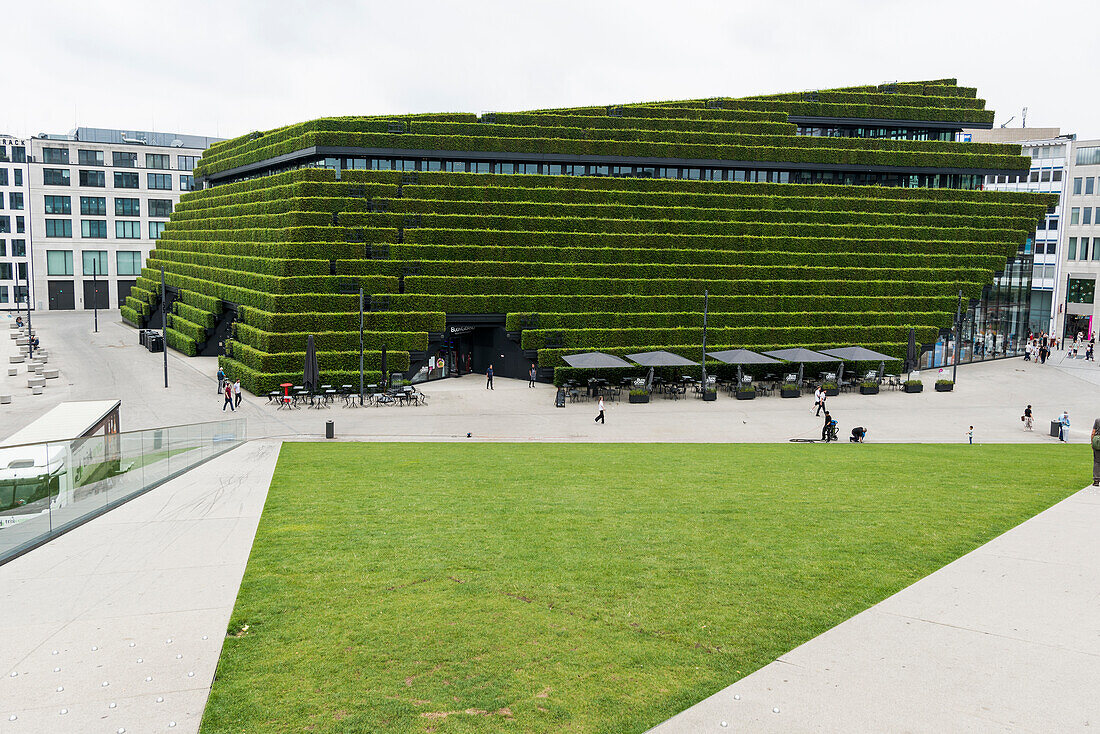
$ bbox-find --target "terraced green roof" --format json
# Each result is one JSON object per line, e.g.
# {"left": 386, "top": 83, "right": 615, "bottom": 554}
{"left": 130, "top": 80, "right": 1053, "bottom": 393}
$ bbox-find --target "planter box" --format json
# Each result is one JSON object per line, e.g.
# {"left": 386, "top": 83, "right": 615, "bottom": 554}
{"left": 736, "top": 390, "right": 756, "bottom": 400}
{"left": 628, "top": 393, "right": 649, "bottom": 404}
{"left": 780, "top": 389, "right": 800, "bottom": 398}
{"left": 935, "top": 383, "right": 954, "bottom": 392}
{"left": 859, "top": 385, "right": 879, "bottom": 395}
{"left": 824, "top": 387, "right": 839, "bottom": 397}
{"left": 904, "top": 383, "right": 924, "bottom": 393}
{"left": 702, "top": 391, "right": 717, "bottom": 402}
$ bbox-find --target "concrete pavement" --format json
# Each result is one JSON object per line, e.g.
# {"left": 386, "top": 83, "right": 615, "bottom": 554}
{"left": 3, "top": 309, "right": 1100, "bottom": 444}
{"left": 0, "top": 439, "right": 281, "bottom": 734}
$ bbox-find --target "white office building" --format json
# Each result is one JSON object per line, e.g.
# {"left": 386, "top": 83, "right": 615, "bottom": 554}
{"left": 0, "top": 135, "right": 31, "bottom": 311}
{"left": 26, "top": 128, "right": 218, "bottom": 311}
{"left": 967, "top": 127, "right": 1069, "bottom": 336}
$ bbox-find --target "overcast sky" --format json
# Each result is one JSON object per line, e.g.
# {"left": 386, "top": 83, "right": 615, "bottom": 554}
{"left": 4, "top": 0, "right": 1096, "bottom": 143}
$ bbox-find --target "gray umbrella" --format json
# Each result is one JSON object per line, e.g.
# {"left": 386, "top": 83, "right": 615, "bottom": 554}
{"left": 821, "top": 346, "right": 900, "bottom": 362}
{"left": 706, "top": 349, "right": 782, "bottom": 365}
{"left": 906, "top": 328, "right": 919, "bottom": 374}
{"left": 562, "top": 352, "right": 632, "bottom": 369}
{"left": 625, "top": 350, "right": 699, "bottom": 367}
{"left": 763, "top": 348, "right": 837, "bottom": 363}
{"left": 303, "top": 334, "right": 320, "bottom": 392}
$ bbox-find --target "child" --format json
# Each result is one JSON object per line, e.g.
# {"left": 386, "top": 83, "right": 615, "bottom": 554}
{"left": 968, "top": 426, "right": 974, "bottom": 445}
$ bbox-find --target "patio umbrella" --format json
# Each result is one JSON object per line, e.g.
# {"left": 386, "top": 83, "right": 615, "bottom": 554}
{"left": 625, "top": 350, "right": 699, "bottom": 367}
{"left": 706, "top": 349, "right": 781, "bottom": 365}
{"left": 763, "top": 348, "right": 836, "bottom": 363}
{"left": 562, "top": 352, "right": 632, "bottom": 369}
{"left": 906, "top": 328, "right": 919, "bottom": 376}
{"left": 303, "top": 334, "right": 320, "bottom": 392}
{"left": 764, "top": 348, "right": 837, "bottom": 387}
{"left": 820, "top": 346, "right": 900, "bottom": 362}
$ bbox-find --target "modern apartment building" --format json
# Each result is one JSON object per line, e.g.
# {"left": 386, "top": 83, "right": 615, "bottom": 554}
{"left": 1055, "top": 137, "right": 1100, "bottom": 344}
{"left": 968, "top": 127, "right": 1070, "bottom": 337}
{"left": 26, "top": 128, "right": 218, "bottom": 311}
{"left": 0, "top": 135, "right": 31, "bottom": 311}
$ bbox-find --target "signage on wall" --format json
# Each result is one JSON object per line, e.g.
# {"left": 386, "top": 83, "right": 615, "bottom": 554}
{"left": 449, "top": 325, "right": 476, "bottom": 335}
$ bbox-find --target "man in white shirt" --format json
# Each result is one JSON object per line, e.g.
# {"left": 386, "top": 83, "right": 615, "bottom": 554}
{"left": 233, "top": 378, "right": 242, "bottom": 408}
{"left": 594, "top": 396, "right": 605, "bottom": 424}
{"left": 814, "top": 386, "right": 826, "bottom": 417}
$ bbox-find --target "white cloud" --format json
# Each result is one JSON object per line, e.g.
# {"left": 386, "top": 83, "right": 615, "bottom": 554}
{"left": 2, "top": 0, "right": 1096, "bottom": 141}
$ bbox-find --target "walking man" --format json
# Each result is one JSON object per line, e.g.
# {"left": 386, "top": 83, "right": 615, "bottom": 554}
{"left": 968, "top": 426, "right": 973, "bottom": 444}
{"left": 222, "top": 380, "right": 235, "bottom": 412}
{"left": 233, "top": 378, "right": 242, "bottom": 408}
{"left": 528, "top": 363, "right": 537, "bottom": 388}
{"left": 486, "top": 363, "right": 494, "bottom": 390}
{"left": 595, "top": 395, "right": 605, "bottom": 424}
{"left": 217, "top": 366, "right": 226, "bottom": 394}
{"left": 814, "top": 386, "right": 826, "bottom": 416}
{"left": 821, "top": 410, "right": 832, "bottom": 441}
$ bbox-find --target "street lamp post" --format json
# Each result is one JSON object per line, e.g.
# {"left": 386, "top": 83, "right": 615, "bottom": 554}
{"left": 161, "top": 266, "right": 168, "bottom": 388}
{"left": 92, "top": 259, "right": 99, "bottom": 333}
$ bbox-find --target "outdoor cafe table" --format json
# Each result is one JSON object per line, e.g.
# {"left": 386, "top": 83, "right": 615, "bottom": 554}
{"left": 278, "top": 382, "right": 294, "bottom": 409}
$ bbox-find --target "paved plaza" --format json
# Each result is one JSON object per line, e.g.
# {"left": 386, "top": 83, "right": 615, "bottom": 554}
{"left": 3, "top": 309, "right": 1100, "bottom": 445}
{"left": 3, "top": 310, "right": 1100, "bottom": 733}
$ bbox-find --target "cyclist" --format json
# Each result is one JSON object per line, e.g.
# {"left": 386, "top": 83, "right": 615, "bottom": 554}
{"left": 1023, "top": 405, "right": 1033, "bottom": 431}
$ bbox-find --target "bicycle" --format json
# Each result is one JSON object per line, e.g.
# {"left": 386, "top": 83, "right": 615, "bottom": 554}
{"left": 824, "top": 420, "right": 839, "bottom": 443}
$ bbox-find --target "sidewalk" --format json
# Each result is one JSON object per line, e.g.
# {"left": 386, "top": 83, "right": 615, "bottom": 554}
{"left": 648, "top": 483, "right": 1100, "bottom": 733}
{"left": 0, "top": 439, "right": 282, "bottom": 734}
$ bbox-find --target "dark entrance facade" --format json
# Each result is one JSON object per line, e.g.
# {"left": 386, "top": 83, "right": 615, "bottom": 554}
{"left": 434, "top": 315, "right": 528, "bottom": 382}
{"left": 47, "top": 280, "right": 75, "bottom": 310}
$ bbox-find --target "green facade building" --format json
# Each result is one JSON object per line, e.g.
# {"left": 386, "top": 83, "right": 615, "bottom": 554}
{"left": 124, "top": 79, "right": 1054, "bottom": 392}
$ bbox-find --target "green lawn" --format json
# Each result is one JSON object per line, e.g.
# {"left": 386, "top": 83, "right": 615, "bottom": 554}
{"left": 201, "top": 443, "right": 1088, "bottom": 734}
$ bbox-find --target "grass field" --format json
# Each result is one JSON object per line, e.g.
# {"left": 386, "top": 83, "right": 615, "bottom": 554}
{"left": 201, "top": 443, "right": 1088, "bottom": 733}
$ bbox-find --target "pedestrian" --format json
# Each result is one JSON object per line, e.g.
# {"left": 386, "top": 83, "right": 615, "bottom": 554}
{"left": 528, "top": 363, "right": 537, "bottom": 388}
{"left": 217, "top": 366, "right": 226, "bottom": 394}
{"left": 1092, "top": 418, "right": 1100, "bottom": 486}
{"left": 968, "top": 426, "right": 973, "bottom": 445}
{"left": 1088, "top": 341, "right": 1095, "bottom": 362}
{"left": 1023, "top": 404, "right": 1033, "bottom": 431}
{"left": 1024, "top": 342, "right": 1032, "bottom": 362}
{"left": 233, "top": 378, "right": 242, "bottom": 407}
{"left": 15, "top": 316, "right": 23, "bottom": 327}
{"left": 486, "top": 363, "right": 494, "bottom": 390}
{"left": 594, "top": 395, "right": 605, "bottom": 424}
{"left": 1059, "top": 411, "right": 1070, "bottom": 442}
{"left": 222, "top": 381, "right": 235, "bottom": 412}
{"left": 813, "top": 386, "right": 826, "bottom": 416}
{"left": 821, "top": 410, "right": 832, "bottom": 441}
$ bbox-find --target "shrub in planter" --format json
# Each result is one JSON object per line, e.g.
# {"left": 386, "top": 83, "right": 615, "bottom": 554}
{"left": 822, "top": 381, "right": 839, "bottom": 397}
{"left": 904, "top": 380, "right": 924, "bottom": 393}
{"left": 702, "top": 388, "right": 717, "bottom": 402}
{"left": 935, "top": 379, "right": 954, "bottom": 392}
{"left": 628, "top": 389, "right": 650, "bottom": 404}
{"left": 780, "top": 382, "right": 800, "bottom": 398}
{"left": 860, "top": 381, "right": 879, "bottom": 395}
{"left": 736, "top": 387, "right": 756, "bottom": 400}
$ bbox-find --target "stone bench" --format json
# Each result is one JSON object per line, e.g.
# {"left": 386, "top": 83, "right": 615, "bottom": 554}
{"left": 31, "top": 386, "right": 43, "bottom": 395}
{"left": 9, "top": 355, "right": 24, "bottom": 364}
{"left": 27, "top": 377, "right": 45, "bottom": 388}
{"left": 0, "top": 394, "right": 11, "bottom": 404}
{"left": 7, "top": 367, "right": 17, "bottom": 377}
{"left": 43, "top": 368, "right": 59, "bottom": 379}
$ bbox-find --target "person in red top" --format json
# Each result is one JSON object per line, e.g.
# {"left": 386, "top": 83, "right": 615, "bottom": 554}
{"left": 222, "top": 380, "right": 235, "bottom": 411}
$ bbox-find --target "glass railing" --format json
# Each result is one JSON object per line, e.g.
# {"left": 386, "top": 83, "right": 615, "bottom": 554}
{"left": 0, "top": 418, "right": 246, "bottom": 564}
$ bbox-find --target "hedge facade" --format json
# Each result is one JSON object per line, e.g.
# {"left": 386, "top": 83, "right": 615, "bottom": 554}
{"left": 141, "top": 80, "right": 1053, "bottom": 392}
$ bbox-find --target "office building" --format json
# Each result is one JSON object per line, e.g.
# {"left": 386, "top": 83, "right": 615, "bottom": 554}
{"left": 0, "top": 135, "right": 30, "bottom": 311}
{"left": 26, "top": 127, "right": 218, "bottom": 311}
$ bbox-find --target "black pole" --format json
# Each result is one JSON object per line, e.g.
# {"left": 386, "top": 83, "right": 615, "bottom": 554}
{"left": 92, "top": 259, "right": 98, "bottom": 333}
{"left": 161, "top": 266, "right": 168, "bottom": 388}
{"left": 701, "top": 289, "right": 708, "bottom": 386}
{"left": 952, "top": 289, "right": 962, "bottom": 384}
{"left": 358, "top": 288, "right": 364, "bottom": 404}
{"left": 1061, "top": 276, "right": 1071, "bottom": 351}
{"left": 24, "top": 268, "right": 33, "bottom": 359}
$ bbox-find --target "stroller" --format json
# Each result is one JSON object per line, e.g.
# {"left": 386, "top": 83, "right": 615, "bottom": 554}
{"left": 824, "top": 419, "right": 839, "bottom": 443}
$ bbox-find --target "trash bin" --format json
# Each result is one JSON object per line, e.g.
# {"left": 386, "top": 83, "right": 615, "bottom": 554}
{"left": 325, "top": 420, "right": 335, "bottom": 439}
{"left": 1050, "top": 420, "right": 1060, "bottom": 438}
